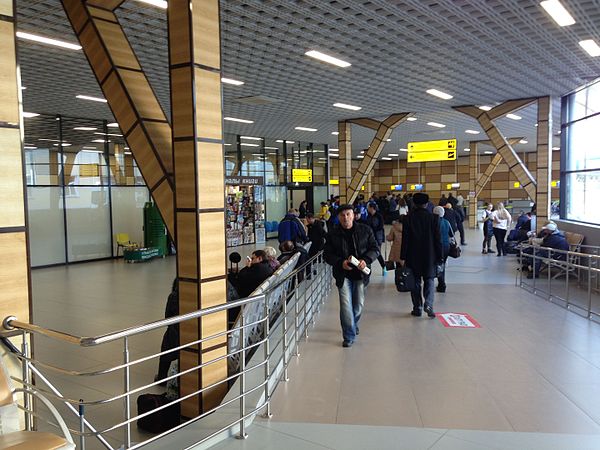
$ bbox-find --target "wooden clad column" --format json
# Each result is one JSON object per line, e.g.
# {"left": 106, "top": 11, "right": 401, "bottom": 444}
{"left": 536, "top": 96, "right": 552, "bottom": 232}
{"left": 338, "top": 121, "right": 352, "bottom": 204}
{"left": 468, "top": 141, "right": 478, "bottom": 228}
{"left": 62, "top": 0, "right": 175, "bottom": 237}
{"left": 168, "top": 0, "right": 227, "bottom": 416}
{"left": 0, "top": 0, "right": 31, "bottom": 348}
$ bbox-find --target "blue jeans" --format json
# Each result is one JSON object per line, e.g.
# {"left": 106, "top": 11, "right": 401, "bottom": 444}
{"left": 338, "top": 277, "right": 365, "bottom": 343}
{"left": 410, "top": 277, "right": 435, "bottom": 311}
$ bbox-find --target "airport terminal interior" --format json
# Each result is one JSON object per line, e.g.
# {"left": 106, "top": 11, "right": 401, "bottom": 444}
{"left": 1, "top": 0, "right": 600, "bottom": 449}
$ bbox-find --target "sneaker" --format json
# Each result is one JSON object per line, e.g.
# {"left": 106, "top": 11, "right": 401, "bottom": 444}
{"left": 356, "top": 327, "right": 360, "bottom": 335}
{"left": 342, "top": 340, "right": 353, "bottom": 348}
{"left": 424, "top": 306, "right": 436, "bottom": 318}
{"left": 497, "top": 253, "right": 502, "bottom": 257}
{"left": 482, "top": 249, "right": 487, "bottom": 254}
{"left": 436, "top": 286, "right": 446, "bottom": 293}
{"left": 488, "top": 249, "right": 496, "bottom": 254}
{"left": 411, "top": 309, "right": 422, "bottom": 317}
{"left": 461, "top": 242, "right": 467, "bottom": 246}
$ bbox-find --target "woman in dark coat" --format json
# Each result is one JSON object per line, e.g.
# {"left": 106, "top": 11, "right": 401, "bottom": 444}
{"left": 365, "top": 202, "right": 386, "bottom": 274}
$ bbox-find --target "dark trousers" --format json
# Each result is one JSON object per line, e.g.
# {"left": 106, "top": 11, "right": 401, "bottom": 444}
{"left": 493, "top": 228, "right": 507, "bottom": 255}
{"left": 411, "top": 276, "right": 435, "bottom": 310}
{"left": 457, "top": 220, "right": 466, "bottom": 244}
{"left": 482, "top": 230, "right": 493, "bottom": 250}
{"left": 437, "top": 257, "right": 448, "bottom": 289}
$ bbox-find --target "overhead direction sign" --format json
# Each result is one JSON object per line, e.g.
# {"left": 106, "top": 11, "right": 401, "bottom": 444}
{"left": 407, "top": 139, "right": 457, "bottom": 163}
{"left": 292, "top": 168, "right": 313, "bottom": 182}
{"left": 408, "top": 149, "right": 456, "bottom": 163}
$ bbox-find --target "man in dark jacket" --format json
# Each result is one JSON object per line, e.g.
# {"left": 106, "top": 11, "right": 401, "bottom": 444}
{"left": 232, "top": 250, "right": 274, "bottom": 298}
{"left": 365, "top": 203, "right": 387, "bottom": 274}
{"left": 454, "top": 203, "right": 467, "bottom": 246}
{"left": 401, "top": 193, "right": 443, "bottom": 318}
{"left": 324, "top": 204, "right": 380, "bottom": 348}
{"left": 441, "top": 201, "right": 458, "bottom": 233}
{"left": 278, "top": 210, "right": 308, "bottom": 244}
{"left": 306, "top": 213, "right": 326, "bottom": 257}
{"left": 526, "top": 223, "right": 570, "bottom": 278}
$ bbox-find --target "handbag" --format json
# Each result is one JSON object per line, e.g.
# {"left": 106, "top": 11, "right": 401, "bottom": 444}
{"left": 395, "top": 266, "right": 415, "bottom": 292}
{"left": 448, "top": 231, "right": 462, "bottom": 259}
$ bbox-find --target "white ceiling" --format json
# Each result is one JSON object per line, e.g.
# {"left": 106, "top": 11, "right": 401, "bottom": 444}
{"left": 16, "top": 0, "right": 600, "bottom": 158}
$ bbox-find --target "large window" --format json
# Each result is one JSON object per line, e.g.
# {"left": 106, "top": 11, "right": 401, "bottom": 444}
{"left": 562, "top": 78, "right": 600, "bottom": 224}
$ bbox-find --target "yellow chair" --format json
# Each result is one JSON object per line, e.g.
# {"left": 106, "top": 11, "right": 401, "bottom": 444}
{"left": 0, "top": 363, "right": 75, "bottom": 449}
{"left": 116, "top": 233, "right": 138, "bottom": 257}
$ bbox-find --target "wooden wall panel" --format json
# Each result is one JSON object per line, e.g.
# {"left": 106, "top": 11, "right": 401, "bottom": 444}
{"left": 0, "top": 22, "right": 19, "bottom": 125}
{"left": 197, "top": 142, "right": 225, "bottom": 210}
{"left": 198, "top": 213, "right": 226, "bottom": 280}
{"left": 194, "top": 70, "right": 222, "bottom": 140}
{"left": 0, "top": 128, "right": 25, "bottom": 227}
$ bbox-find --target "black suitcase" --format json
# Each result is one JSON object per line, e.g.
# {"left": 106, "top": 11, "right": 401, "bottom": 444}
{"left": 136, "top": 393, "right": 180, "bottom": 433}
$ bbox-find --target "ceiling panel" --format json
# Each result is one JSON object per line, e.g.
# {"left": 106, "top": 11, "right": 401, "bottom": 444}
{"left": 16, "top": 0, "right": 600, "bottom": 158}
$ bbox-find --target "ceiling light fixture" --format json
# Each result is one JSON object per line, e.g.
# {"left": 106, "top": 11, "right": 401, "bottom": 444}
{"left": 107, "top": 123, "right": 119, "bottom": 128}
{"left": 478, "top": 106, "right": 492, "bottom": 111}
{"left": 135, "top": 0, "right": 168, "bottom": 8}
{"left": 399, "top": 148, "right": 408, "bottom": 152}
{"left": 426, "top": 89, "right": 453, "bottom": 100}
{"left": 540, "top": 0, "right": 576, "bottom": 27}
{"left": 579, "top": 39, "right": 600, "bottom": 57}
{"left": 357, "top": 155, "right": 364, "bottom": 158}
{"left": 295, "top": 127, "right": 317, "bottom": 132}
{"left": 224, "top": 117, "right": 254, "bottom": 124}
{"left": 427, "top": 122, "right": 446, "bottom": 128}
{"left": 124, "top": 151, "right": 132, "bottom": 155}
{"left": 73, "top": 127, "right": 97, "bottom": 131}
{"left": 465, "top": 129, "right": 480, "bottom": 134}
{"left": 21, "top": 86, "right": 26, "bottom": 90}
{"left": 552, "top": 146, "right": 560, "bottom": 150}
{"left": 381, "top": 157, "right": 392, "bottom": 161}
{"left": 520, "top": 139, "right": 528, "bottom": 144}
{"left": 76, "top": 95, "right": 107, "bottom": 103}
{"left": 331, "top": 131, "right": 339, "bottom": 135}
{"left": 388, "top": 153, "right": 399, "bottom": 156}
{"left": 221, "top": 77, "right": 244, "bottom": 86}
{"left": 484, "top": 151, "right": 493, "bottom": 154}
{"left": 333, "top": 102, "right": 361, "bottom": 111}
{"left": 52, "top": 143, "right": 72, "bottom": 147}
{"left": 264, "top": 146, "right": 279, "bottom": 150}
{"left": 506, "top": 114, "right": 522, "bottom": 120}
{"left": 16, "top": 31, "right": 82, "bottom": 50}
{"left": 240, "top": 143, "right": 259, "bottom": 147}
{"left": 81, "top": 149, "right": 103, "bottom": 153}
{"left": 463, "top": 148, "right": 471, "bottom": 152}
{"left": 93, "top": 132, "right": 123, "bottom": 137}
{"left": 38, "top": 138, "right": 59, "bottom": 142}
{"left": 407, "top": 117, "right": 417, "bottom": 121}
{"left": 24, "top": 146, "right": 37, "bottom": 150}
{"left": 92, "top": 139, "right": 107, "bottom": 143}
{"left": 305, "top": 50, "right": 351, "bottom": 68}
{"left": 240, "top": 136, "right": 262, "bottom": 140}
{"left": 22, "top": 112, "right": 40, "bottom": 118}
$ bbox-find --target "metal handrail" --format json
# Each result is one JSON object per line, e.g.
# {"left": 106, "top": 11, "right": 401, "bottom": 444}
{"left": 0, "top": 250, "right": 333, "bottom": 450}
{"left": 3, "top": 294, "right": 266, "bottom": 347}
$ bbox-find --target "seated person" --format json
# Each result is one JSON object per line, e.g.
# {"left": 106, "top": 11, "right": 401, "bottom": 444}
{"left": 278, "top": 240, "right": 309, "bottom": 280}
{"left": 263, "top": 246, "right": 281, "bottom": 271}
{"left": 508, "top": 212, "right": 531, "bottom": 242}
{"left": 522, "top": 223, "right": 569, "bottom": 278}
{"left": 155, "top": 278, "right": 179, "bottom": 385}
{"left": 306, "top": 213, "right": 327, "bottom": 258}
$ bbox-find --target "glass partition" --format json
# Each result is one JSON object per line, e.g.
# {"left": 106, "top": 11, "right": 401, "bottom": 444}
{"left": 26, "top": 187, "right": 66, "bottom": 266}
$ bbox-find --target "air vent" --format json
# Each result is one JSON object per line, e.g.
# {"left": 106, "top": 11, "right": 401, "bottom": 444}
{"left": 233, "top": 96, "right": 282, "bottom": 106}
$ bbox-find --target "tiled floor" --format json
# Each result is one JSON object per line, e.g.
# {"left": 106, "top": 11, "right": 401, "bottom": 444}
{"left": 21, "top": 227, "right": 600, "bottom": 449}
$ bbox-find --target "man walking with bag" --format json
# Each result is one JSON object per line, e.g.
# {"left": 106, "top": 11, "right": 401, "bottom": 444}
{"left": 400, "top": 193, "right": 443, "bottom": 318}
{"left": 324, "top": 204, "right": 380, "bottom": 347}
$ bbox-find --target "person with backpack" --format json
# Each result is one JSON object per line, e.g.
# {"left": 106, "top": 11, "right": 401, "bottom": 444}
{"left": 278, "top": 209, "right": 308, "bottom": 244}
{"left": 433, "top": 206, "right": 453, "bottom": 293}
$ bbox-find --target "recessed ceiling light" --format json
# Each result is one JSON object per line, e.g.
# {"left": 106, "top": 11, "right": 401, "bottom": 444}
{"left": 506, "top": 114, "right": 522, "bottom": 120}
{"left": 331, "top": 131, "right": 339, "bottom": 135}
{"left": 251, "top": 153, "right": 263, "bottom": 156}
{"left": 224, "top": 143, "right": 232, "bottom": 146}
{"left": 465, "top": 129, "right": 480, "bottom": 134}
{"left": 520, "top": 139, "right": 528, "bottom": 144}
{"left": 305, "top": 50, "right": 351, "bottom": 68}
{"left": 535, "top": 123, "right": 539, "bottom": 127}
{"left": 381, "top": 157, "right": 392, "bottom": 161}
{"left": 224, "top": 117, "right": 254, "bottom": 124}
{"left": 264, "top": 146, "right": 279, "bottom": 150}
{"left": 426, "top": 89, "right": 453, "bottom": 100}
{"left": 93, "top": 132, "right": 123, "bottom": 137}
{"left": 427, "top": 122, "right": 446, "bottom": 128}
{"left": 76, "top": 95, "right": 107, "bottom": 103}
{"left": 38, "top": 139, "right": 59, "bottom": 142}
{"left": 329, "top": 154, "right": 339, "bottom": 158}
{"left": 240, "top": 136, "right": 262, "bottom": 140}
{"left": 295, "top": 127, "right": 318, "bottom": 132}
{"left": 407, "top": 117, "right": 417, "bottom": 121}
{"left": 540, "top": 0, "right": 576, "bottom": 27}
{"left": 579, "top": 39, "right": 600, "bottom": 57}
{"left": 107, "top": 122, "right": 119, "bottom": 128}
{"left": 21, "top": 86, "right": 26, "bottom": 90}
{"left": 24, "top": 146, "right": 37, "bottom": 150}
{"left": 333, "top": 102, "right": 361, "bottom": 111}
{"left": 221, "top": 77, "right": 244, "bottom": 86}
{"left": 463, "top": 148, "right": 471, "bottom": 152}
{"left": 484, "top": 151, "right": 493, "bottom": 154}
{"left": 73, "top": 127, "right": 97, "bottom": 131}
{"left": 81, "top": 149, "right": 103, "bottom": 153}
{"left": 22, "top": 112, "right": 40, "bottom": 118}
{"left": 124, "top": 151, "right": 132, "bottom": 155}
{"left": 52, "top": 143, "right": 72, "bottom": 147}
{"left": 399, "top": 148, "right": 408, "bottom": 152}
{"left": 386, "top": 139, "right": 392, "bottom": 142}
{"left": 92, "top": 139, "right": 108, "bottom": 143}
{"left": 388, "top": 153, "right": 399, "bottom": 156}
{"left": 552, "top": 146, "right": 560, "bottom": 150}
{"left": 240, "top": 143, "right": 260, "bottom": 147}
{"left": 479, "top": 106, "right": 492, "bottom": 111}
{"left": 357, "top": 155, "right": 364, "bottom": 158}
{"left": 16, "top": 31, "right": 82, "bottom": 50}
{"left": 82, "top": 146, "right": 98, "bottom": 149}
{"left": 124, "top": 147, "right": 129, "bottom": 150}
{"left": 135, "top": 0, "right": 167, "bottom": 8}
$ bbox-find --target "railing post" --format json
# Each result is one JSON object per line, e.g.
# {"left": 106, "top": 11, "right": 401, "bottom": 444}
{"left": 237, "top": 313, "right": 248, "bottom": 439}
{"left": 281, "top": 285, "right": 289, "bottom": 382}
{"left": 294, "top": 287, "right": 300, "bottom": 358}
{"left": 532, "top": 247, "right": 537, "bottom": 292}
{"left": 79, "top": 400, "right": 86, "bottom": 450}
{"left": 547, "top": 248, "right": 552, "bottom": 298}
{"left": 21, "top": 331, "right": 32, "bottom": 431}
{"left": 588, "top": 255, "right": 593, "bottom": 319}
{"left": 123, "top": 337, "right": 131, "bottom": 448}
{"left": 262, "top": 297, "right": 272, "bottom": 419}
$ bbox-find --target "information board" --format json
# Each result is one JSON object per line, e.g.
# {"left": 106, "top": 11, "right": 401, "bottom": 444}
{"left": 407, "top": 139, "right": 457, "bottom": 163}
{"left": 292, "top": 168, "right": 313, "bottom": 182}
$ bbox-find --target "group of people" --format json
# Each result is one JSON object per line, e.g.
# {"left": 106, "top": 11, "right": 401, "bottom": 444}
{"left": 324, "top": 192, "right": 450, "bottom": 347}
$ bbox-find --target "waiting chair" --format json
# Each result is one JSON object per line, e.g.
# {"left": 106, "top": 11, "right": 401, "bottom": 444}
{"left": 551, "top": 232, "right": 585, "bottom": 280}
{"left": 115, "top": 233, "right": 139, "bottom": 257}
{"left": 0, "top": 363, "right": 75, "bottom": 449}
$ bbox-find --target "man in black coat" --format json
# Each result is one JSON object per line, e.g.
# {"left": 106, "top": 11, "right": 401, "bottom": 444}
{"left": 400, "top": 193, "right": 443, "bottom": 318}
{"left": 306, "top": 213, "right": 326, "bottom": 257}
{"left": 441, "top": 201, "right": 459, "bottom": 233}
{"left": 324, "top": 204, "right": 380, "bottom": 347}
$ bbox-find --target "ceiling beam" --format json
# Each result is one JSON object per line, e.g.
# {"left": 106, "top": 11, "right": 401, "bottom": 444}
{"left": 62, "top": 0, "right": 175, "bottom": 238}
